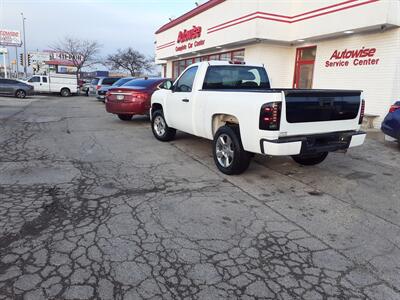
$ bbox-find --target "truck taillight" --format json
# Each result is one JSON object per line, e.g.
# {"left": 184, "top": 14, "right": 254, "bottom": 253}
{"left": 359, "top": 99, "right": 365, "bottom": 124}
{"left": 389, "top": 104, "right": 400, "bottom": 113}
{"left": 259, "top": 102, "right": 281, "bottom": 130}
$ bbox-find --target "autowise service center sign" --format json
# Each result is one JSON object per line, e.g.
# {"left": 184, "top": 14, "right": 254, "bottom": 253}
{"left": 0, "top": 29, "right": 21, "bottom": 46}
{"left": 176, "top": 25, "right": 205, "bottom": 52}
{"left": 325, "top": 47, "right": 379, "bottom": 67}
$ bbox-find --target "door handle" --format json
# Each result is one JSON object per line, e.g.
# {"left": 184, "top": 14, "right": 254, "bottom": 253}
{"left": 182, "top": 99, "right": 189, "bottom": 103}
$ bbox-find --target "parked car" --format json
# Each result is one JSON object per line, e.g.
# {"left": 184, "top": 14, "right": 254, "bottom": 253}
{"left": 24, "top": 74, "right": 78, "bottom": 97}
{"left": 96, "top": 77, "right": 135, "bottom": 102}
{"left": 81, "top": 82, "right": 91, "bottom": 96}
{"left": 89, "top": 77, "right": 121, "bottom": 97}
{"left": 381, "top": 101, "right": 400, "bottom": 148}
{"left": 0, "top": 78, "right": 34, "bottom": 98}
{"left": 105, "top": 78, "right": 169, "bottom": 121}
{"left": 150, "top": 61, "right": 366, "bottom": 175}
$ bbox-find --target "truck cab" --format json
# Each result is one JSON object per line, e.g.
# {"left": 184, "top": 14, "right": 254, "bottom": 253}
{"left": 26, "top": 75, "right": 50, "bottom": 93}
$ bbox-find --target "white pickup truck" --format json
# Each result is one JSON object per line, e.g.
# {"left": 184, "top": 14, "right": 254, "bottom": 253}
{"left": 151, "top": 61, "right": 366, "bottom": 175}
{"left": 24, "top": 74, "right": 79, "bottom": 97}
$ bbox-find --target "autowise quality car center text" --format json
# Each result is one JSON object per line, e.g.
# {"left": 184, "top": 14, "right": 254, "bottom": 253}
{"left": 155, "top": 0, "right": 400, "bottom": 126}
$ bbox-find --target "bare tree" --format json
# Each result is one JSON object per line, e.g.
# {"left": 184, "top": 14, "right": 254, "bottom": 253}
{"left": 52, "top": 37, "right": 101, "bottom": 78}
{"left": 106, "top": 48, "right": 153, "bottom": 76}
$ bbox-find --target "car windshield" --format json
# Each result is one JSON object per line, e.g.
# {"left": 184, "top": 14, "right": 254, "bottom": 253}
{"left": 112, "top": 78, "right": 134, "bottom": 87}
{"left": 123, "top": 79, "right": 161, "bottom": 88}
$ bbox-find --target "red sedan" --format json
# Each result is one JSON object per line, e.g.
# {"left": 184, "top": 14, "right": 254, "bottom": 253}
{"left": 105, "top": 78, "right": 169, "bottom": 121}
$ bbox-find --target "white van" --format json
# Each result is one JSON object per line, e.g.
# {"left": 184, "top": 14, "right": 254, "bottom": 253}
{"left": 24, "top": 74, "right": 79, "bottom": 97}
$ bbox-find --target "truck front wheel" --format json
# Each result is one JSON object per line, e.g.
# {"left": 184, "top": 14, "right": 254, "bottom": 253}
{"left": 151, "top": 110, "right": 176, "bottom": 142}
{"left": 291, "top": 152, "right": 328, "bottom": 166}
{"left": 213, "top": 125, "right": 251, "bottom": 175}
{"left": 60, "top": 88, "right": 71, "bottom": 97}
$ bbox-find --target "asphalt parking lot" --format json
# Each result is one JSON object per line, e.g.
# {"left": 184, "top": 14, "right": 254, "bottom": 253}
{"left": 0, "top": 95, "right": 399, "bottom": 299}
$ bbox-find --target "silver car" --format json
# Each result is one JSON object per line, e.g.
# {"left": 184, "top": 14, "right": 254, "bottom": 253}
{"left": 96, "top": 77, "right": 135, "bottom": 102}
{"left": 0, "top": 78, "right": 34, "bottom": 98}
{"left": 89, "top": 77, "right": 121, "bottom": 97}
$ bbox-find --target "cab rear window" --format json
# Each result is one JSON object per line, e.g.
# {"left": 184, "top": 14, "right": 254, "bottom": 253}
{"left": 102, "top": 78, "right": 120, "bottom": 85}
{"left": 203, "top": 66, "right": 270, "bottom": 90}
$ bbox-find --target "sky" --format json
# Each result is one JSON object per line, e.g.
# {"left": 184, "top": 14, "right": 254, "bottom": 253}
{"left": 0, "top": 0, "right": 200, "bottom": 64}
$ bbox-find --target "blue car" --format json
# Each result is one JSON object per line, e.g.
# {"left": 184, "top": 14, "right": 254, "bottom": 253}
{"left": 381, "top": 101, "right": 400, "bottom": 148}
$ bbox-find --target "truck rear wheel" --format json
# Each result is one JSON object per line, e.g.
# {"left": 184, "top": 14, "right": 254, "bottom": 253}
{"left": 151, "top": 110, "right": 176, "bottom": 142}
{"left": 213, "top": 125, "right": 251, "bottom": 175}
{"left": 291, "top": 152, "right": 329, "bottom": 166}
{"left": 60, "top": 88, "right": 71, "bottom": 97}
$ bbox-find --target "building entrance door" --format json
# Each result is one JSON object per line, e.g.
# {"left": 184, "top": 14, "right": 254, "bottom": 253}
{"left": 293, "top": 46, "right": 317, "bottom": 89}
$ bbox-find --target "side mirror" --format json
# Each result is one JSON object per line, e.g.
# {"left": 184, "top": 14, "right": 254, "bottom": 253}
{"left": 160, "top": 80, "right": 173, "bottom": 90}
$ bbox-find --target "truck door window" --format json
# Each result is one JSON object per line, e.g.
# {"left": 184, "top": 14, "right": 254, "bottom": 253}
{"left": 28, "top": 76, "right": 40, "bottom": 83}
{"left": 175, "top": 66, "right": 198, "bottom": 92}
{"left": 42, "top": 77, "right": 48, "bottom": 83}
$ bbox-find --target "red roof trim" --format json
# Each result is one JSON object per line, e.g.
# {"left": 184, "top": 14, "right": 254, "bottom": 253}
{"left": 155, "top": 0, "right": 225, "bottom": 34}
{"left": 45, "top": 60, "right": 76, "bottom": 67}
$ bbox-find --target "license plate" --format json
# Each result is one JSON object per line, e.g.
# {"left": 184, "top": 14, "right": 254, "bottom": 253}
{"left": 116, "top": 95, "right": 124, "bottom": 101}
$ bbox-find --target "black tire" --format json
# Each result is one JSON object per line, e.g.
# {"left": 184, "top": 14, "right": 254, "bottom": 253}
{"left": 151, "top": 110, "right": 176, "bottom": 142}
{"left": 118, "top": 114, "right": 133, "bottom": 121}
{"left": 60, "top": 88, "right": 71, "bottom": 97}
{"left": 15, "top": 89, "right": 26, "bottom": 99}
{"left": 291, "top": 152, "right": 329, "bottom": 166}
{"left": 213, "top": 125, "right": 252, "bottom": 175}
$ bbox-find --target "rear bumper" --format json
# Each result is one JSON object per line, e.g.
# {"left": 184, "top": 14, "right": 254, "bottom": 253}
{"left": 381, "top": 122, "right": 398, "bottom": 140}
{"left": 260, "top": 131, "right": 366, "bottom": 156}
{"left": 105, "top": 101, "right": 148, "bottom": 115}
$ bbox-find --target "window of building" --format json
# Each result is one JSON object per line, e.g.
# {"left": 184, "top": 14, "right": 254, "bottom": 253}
{"left": 293, "top": 46, "right": 317, "bottom": 89}
{"left": 172, "top": 49, "right": 245, "bottom": 79}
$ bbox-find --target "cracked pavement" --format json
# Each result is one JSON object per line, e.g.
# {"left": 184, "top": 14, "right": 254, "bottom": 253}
{"left": 0, "top": 95, "right": 399, "bottom": 299}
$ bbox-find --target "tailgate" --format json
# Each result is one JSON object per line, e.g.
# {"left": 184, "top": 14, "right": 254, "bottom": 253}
{"left": 280, "top": 90, "right": 362, "bottom": 136}
{"left": 285, "top": 90, "right": 361, "bottom": 123}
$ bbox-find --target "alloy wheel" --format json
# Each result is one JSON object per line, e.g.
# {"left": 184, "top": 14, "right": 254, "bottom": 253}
{"left": 153, "top": 115, "right": 166, "bottom": 137}
{"left": 215, "top": 134, "right": 234, "bottom": 167}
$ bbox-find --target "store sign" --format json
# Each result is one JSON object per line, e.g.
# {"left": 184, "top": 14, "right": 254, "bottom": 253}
{"left": 0, "top": 29, "right": 21, "bottom": 46}
{"left": 176, "top": 25, "right": 205, "bottom": 52}
{"left": 325, "top": 47, "right": 379, "bottom": 67}
{"left": 177, "top": 26, "right": 202, "bottom": 43}
{"left": 29, "top": 52, "right": 51, "bottom": 63}
{"left": 50, "top": 51, "right": 83, "bottom": 62}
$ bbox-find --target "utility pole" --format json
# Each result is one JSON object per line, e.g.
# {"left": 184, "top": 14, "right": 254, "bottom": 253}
{"left": 21, "top": 13, "right": 27, "bottom": 77}
{"left": 15, "top": 47, "right": 19, "bottom": 79}
{"left": 3, "top": 53, "right": 6, "bottom": 78}
{"left": 0, "top": 48, "right": 8, "bottom": 78}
